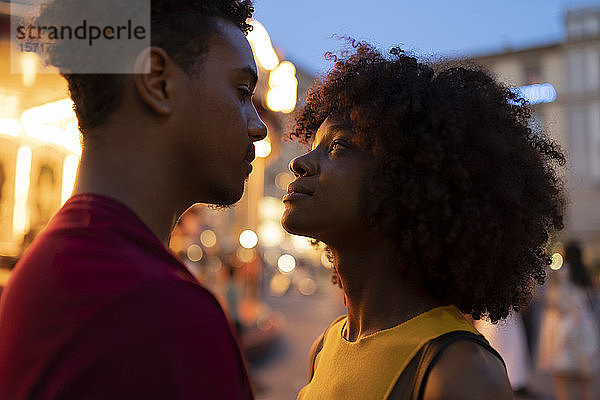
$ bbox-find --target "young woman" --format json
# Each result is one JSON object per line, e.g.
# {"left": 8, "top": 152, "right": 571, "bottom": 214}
{"left": 281, "top": 43, "right": 566, "bottom": 400}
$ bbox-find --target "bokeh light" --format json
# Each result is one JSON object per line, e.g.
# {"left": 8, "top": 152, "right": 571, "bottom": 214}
{"left": 278, "top": 254, "right": 296, "bottom": 273}
{"left": 237, "top": 247, "right": 257, "bottom": 263}
{"left": 186, "top": 244, "right": 203, "bottom": 262}
{"left": 263, "top": 249, "right": 281, "bottom": 266}
{"left": 291, "top": 235, "right": 312, "bottom": 251}
{"left": 275, "top": 171, "right": 294, "bottom": 191}
{"left": 239, "top": 229, "right": 258, "bottom": 248}
{"left": 266, "top": 61, "right": 298, "bottom": 113}
{"left": 61, "top": 155, "right": 79, "bottom": 205}
{"left": 321, "top": 251, "right": 333, "bottom": 269}
{"left": 13, "top": 146, "right": 31, "bottom": 238}
{"left": 258, "top": 220, "right": 285, "bottom": 247}
{"left": 269, "top": 274, "right": 290, "bottom": 296}
{"left": 20, "top": 52, "right": 39, "bottom": 87}
{"left": 550, "top": 252, "right": 563, "bottom": 270}
{"left": 205, "top": 256, "right": 223, "bottom": 272}
{"left": 0, "top": 118, "right": 21, "bottom": 136}
{"left": 200, "top": 229, "right": 217, "bottom": 248}
{"left": 246, "top": 20, "right": 279, "bottom": 70}
{"left": 298, "top": 278, "right": 317, "bottom": 296}
{"left": 255, "top": 139, "right": 271, "bottom": 158}
{"left": 259, "top": 196, "right": 284, "bottom": 220}
{"left": 268, "top": 61, "right": 296, "bottom": 87}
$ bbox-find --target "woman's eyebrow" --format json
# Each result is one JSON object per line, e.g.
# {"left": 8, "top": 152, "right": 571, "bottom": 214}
{"left": 327, "top": 124, "right": 352, "bottom": 136}
{"left": 312, "top": 124, "right": 352, "bottom": 150}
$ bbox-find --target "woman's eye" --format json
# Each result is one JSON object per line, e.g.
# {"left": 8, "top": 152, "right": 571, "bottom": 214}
{"left": 328, "top": 141, "right": 347, "bottom": 153}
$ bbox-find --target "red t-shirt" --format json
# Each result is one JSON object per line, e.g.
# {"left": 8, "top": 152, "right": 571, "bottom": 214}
{"left": 0, "top": 194, "right": 254, "bottom": 399}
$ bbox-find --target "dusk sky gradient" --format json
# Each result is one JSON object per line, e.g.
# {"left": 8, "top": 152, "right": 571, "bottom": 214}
{"left": 253, "top": 0, "right": 600, "bottom": 75}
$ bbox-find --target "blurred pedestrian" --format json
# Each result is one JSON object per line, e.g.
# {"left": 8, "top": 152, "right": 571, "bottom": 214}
{"left": 282, "top": 42, "right": 566, "bottom": 399}
{"left": 538, "top": 242, "right": 599, "bottom": 400}
{"left": 0, "top": 1, "right": 266, "bottom": 399}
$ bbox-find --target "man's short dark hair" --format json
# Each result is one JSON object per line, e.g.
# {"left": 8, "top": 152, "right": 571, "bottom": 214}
{"left": 39, "top": 0, "right": 254, "bottom": 138}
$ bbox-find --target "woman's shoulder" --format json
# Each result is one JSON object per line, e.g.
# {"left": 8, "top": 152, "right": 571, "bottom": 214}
{"left": 330, "top": 314, "right": 347, "bottom": 325}
{"left": 423, "top": 339, "right": 512, "bottom": 400}
{"left": 306, "top": 315, "right": 347, "bottom": 382}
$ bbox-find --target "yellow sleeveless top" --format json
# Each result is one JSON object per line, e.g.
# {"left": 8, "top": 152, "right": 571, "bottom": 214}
{"left": 297, "top": 305, "right": 481, "bottom": 400}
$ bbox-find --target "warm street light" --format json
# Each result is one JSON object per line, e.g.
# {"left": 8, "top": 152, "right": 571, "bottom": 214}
{"left": 200, "top": 229, "right": 217, "bottom": 248}
{"left": 255, "top": 139, "right": 271, "bottom": 158}
{"left": 266, "top": 61, "right": 297, "bottom": 113}
{"left": 550, "top": 253, "right": 563, "bottom": 270}
{"left": 61, "top": 155, "right": 79, "bottom": 205}
{"left": 278, "top": 254, "right": 296, "bottom": 273}
{"left": 239, "top": 229, "right": 258, "bottom": 248}
{"left": 13, "top": 146, "right": 31, "bottom": 238}
{"left": 186, "top": 244, "right": 203, "bottom": 262}
{"left": 247, "top": 20, "right": 279, "bottom": 71}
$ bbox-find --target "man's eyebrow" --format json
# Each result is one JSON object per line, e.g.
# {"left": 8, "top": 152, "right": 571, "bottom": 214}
{"left": 232, "top": 66, "right": 258, "bottom": 88}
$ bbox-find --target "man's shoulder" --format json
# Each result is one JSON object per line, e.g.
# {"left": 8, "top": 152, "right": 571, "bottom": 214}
{"left": 13, "top": 203, "right": 186, "bottom": 290}
{"left": 90, "top": 279, "right": 231, "bottom": 342}
{"left": 11, "top": 228, "right": 161, "bottom": 297}
{"left": 4, "top": 218, "right": 204, "bottom": 329}
{"left": 28, "top": 194, "right": 161, "bottom": 258}
{"left": 121, "top": 278, "right": 227, "bottom": 320}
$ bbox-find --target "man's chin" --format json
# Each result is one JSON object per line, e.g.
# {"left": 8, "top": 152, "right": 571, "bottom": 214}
{"left": 207, "top": 202, "right": 236, "bottom": 210}
{"left": 204, "top": 180, "right": 246, "bottom": 208}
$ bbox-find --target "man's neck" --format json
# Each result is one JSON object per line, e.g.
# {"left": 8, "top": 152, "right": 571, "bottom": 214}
{"left": 73, "top": 148, "right": 180, "bottom": 246}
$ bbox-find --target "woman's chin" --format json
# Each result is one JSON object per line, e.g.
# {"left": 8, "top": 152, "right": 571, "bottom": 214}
{"left": 281, "top": 212, "right": 316, "bottom": 238}
{"left": 280, "top": 220, "right": 306, "bottom": 237}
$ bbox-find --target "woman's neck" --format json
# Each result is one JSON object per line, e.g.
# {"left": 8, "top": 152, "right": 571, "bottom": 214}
{"left": 329, "top": 245, "right": 442, "bottom": 342}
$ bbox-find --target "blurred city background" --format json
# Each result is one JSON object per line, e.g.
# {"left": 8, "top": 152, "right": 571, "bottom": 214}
{"left": 1, "top": 1, "right": 600, "bottom": 399}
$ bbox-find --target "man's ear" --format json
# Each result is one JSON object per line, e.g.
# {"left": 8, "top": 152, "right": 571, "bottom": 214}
{"left": 134, "top": 47, "right": 175, "bottom": 115}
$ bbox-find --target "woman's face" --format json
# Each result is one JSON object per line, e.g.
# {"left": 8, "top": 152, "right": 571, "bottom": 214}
{"left": 281, "top": 116, "right": 372, "bottom": 243}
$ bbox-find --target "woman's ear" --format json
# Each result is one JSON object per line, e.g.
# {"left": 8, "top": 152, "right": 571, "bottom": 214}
{"left": 134, "top": 47, "right": 174, "bottom": 115}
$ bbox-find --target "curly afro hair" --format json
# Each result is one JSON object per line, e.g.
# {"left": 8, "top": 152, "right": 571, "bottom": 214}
{"left": 290, "top": 42, "right": 566, "bottom": 322}
{"left": 38, "top": 0, "right": 254, "bottom": 138}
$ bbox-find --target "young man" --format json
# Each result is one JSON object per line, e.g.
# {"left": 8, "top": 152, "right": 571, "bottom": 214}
{"left": 0, "top": 1, "right": 266, "bottom": 399}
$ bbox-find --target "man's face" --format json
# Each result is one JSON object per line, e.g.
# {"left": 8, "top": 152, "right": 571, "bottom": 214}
{"left": 169, "top": 18, "right": 266, "bottom": 207}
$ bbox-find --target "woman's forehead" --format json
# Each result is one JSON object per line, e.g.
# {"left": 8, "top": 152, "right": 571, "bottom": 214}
{"left": 312, "top": 116, "right": 354, "bottom": 149}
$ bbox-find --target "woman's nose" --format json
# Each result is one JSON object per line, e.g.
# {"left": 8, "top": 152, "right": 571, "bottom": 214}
{"left": 289, "top": 152, "right": 316, "bottom": 177}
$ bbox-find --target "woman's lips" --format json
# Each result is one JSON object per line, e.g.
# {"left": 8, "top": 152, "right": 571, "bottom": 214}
{"left": 282, "top": 192, "right": 312, "bottom": 202}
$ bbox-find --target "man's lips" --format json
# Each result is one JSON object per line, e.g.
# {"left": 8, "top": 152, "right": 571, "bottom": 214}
{"left": 243, "top": 145, "right": 255, "bottom": 175}
{"left": 245, "top": 145, "right": 255, "bottom": 163}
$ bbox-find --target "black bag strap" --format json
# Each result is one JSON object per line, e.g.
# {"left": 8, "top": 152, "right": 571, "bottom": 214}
{"left": 409, "top": 331, "right": 506, "bottom": 400}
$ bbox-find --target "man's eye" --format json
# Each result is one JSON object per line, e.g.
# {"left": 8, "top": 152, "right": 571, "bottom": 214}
{"left": 239, "top": 87, "right": 253, "bottom": 101}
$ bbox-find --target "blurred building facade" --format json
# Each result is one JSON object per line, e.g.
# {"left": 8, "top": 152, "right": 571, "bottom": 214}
{"left": 470, "top": 6, "right": 600, "bottom": 268}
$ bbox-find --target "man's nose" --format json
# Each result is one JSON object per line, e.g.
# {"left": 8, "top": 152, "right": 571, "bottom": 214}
{"left": 248, "top": 105, "right": 267, "bottom": 142}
